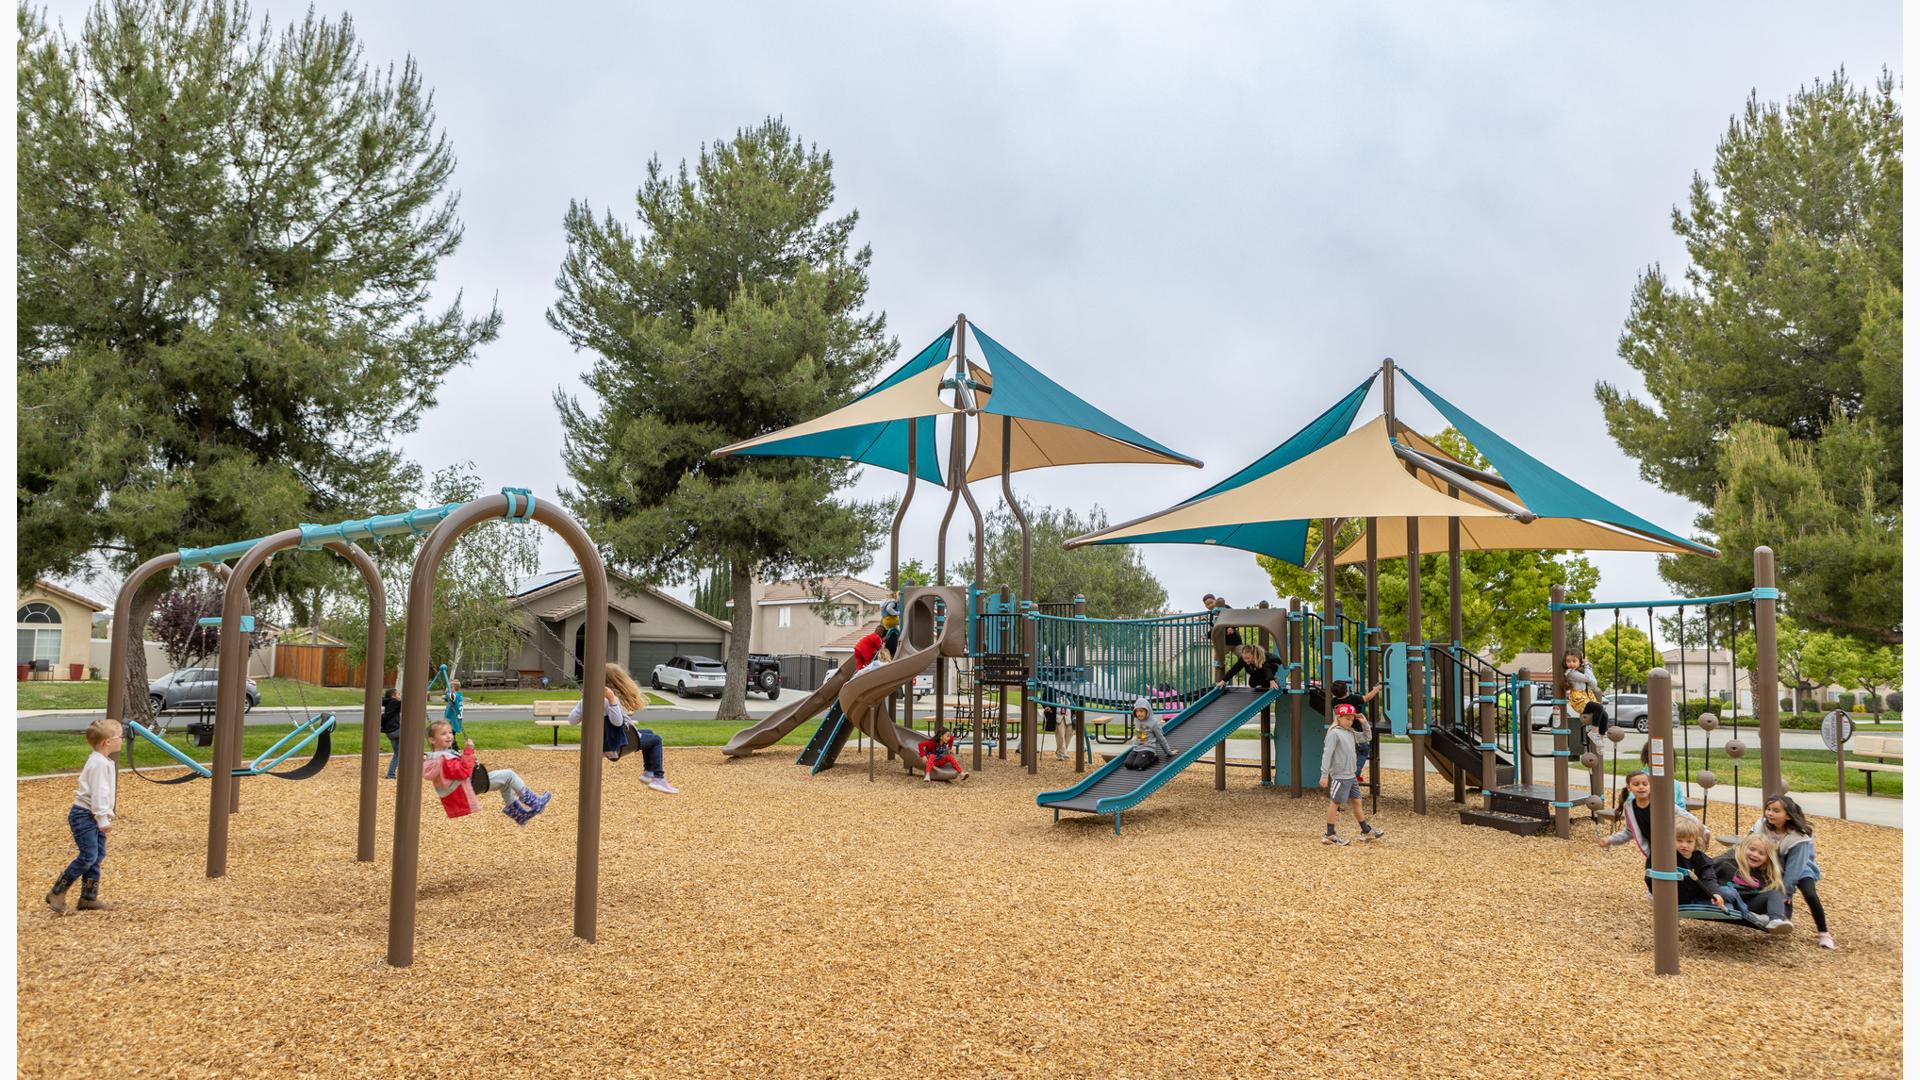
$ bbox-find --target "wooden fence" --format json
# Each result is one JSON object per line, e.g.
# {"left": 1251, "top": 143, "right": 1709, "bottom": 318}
{"left": 273, "top": 643, "right": 393, "bottom": 688}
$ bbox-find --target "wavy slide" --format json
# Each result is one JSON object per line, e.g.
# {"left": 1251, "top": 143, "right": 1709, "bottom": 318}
{"left": 834, "top": 586, "right": 969, "bottom": 773}
{"left": 722, "top": 656, "right": 860, "bottom": 758}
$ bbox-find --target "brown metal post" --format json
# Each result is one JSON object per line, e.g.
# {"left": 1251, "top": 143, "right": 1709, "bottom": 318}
{"left": 1320, "top": 517, "right": 1336, "bottom": 711}
{"left": 1753, "top": 547, "right": 1782, "bottom": 798}
{"left": 324, "top": 541, "right": 388, "bottom": 865}
{"left": 1517, "top": 669, "right": 1534, "bottom": 800}
{"left": 1479, "top": 674, "right": 1498, "bottom": 810}
{"left": 1550, "top": 586, "right": 1571, "bottom": 838}
{"left": 1407, "top": 518, "right": 1427, "bottom": 815}
{"left": 1000, "top": 416, "right": 1037, "bottom": 775}
{"left": 388, "top": 494, "right": 608, "bottom": 967}
{"left": 890, "top": 418, "right": 919, "bottom": 594}
{"left": 208, "top": 529, "right": 304, "bottom": 877}
{"left": 1364, "top": 518, "right": 1380, "bottom": 806}
{"left": 1647, "top": 667, "right": 1679, "bottom": 975}
{"left": 1287, "top": 597, "right": 1303, "bottom": 797}
{"left": 1259, "top": 625, "right": 1272, "bottom": 785}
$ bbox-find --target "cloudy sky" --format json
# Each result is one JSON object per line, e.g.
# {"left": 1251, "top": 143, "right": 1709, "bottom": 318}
{"left": 42, "top": 1, "right": 1903, "bottom": 632}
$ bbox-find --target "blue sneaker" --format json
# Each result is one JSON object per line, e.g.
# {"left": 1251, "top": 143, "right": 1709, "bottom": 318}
{"left": 502, "top": 800, "right": 530, "bottom": 826}
{"left": 522, "top": 791, "right": 552, "bottom": 817}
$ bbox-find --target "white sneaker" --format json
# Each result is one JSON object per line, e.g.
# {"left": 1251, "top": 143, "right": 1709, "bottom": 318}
{"left": 647, "top": 776, "right": 679, "bottom": 794}
{"left": 1765, "top": 918, "right": 1791, "bottom": 934}
{"left": 1817, "top": 932, "right": 1835, "bottom": 950}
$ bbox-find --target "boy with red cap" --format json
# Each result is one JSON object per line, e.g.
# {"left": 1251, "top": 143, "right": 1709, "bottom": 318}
{"left": 1320, "top": 704, "right": 1381, "bottom": 845}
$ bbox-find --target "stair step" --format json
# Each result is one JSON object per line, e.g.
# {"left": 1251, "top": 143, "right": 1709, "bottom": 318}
{"left": 1487, "top": 789, "right": 1556, "bottom": 820}
{"left": 1459, "top": 808, "right": 1551, "bottom": 837}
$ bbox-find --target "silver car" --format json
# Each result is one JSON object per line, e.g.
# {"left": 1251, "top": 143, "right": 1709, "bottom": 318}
{"left": 148, "top": 667, "right": 259, "bottom": 716}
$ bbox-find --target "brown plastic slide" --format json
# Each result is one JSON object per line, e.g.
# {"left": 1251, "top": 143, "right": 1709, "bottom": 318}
{"left": 720, "top": 656, "right": 861, "bottom": 758}
{"left": 835, "top": 585, "right": 969, "bottom": 772}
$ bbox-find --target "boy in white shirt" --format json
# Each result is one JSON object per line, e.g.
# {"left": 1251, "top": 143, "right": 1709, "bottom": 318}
{"left": 48, "top": 718, "right": 122, "bottom": 913}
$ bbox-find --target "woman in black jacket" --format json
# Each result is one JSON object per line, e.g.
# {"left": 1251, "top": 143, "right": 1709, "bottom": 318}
{"left": 1217, "top": 643, "right": 1283, "bottom": 691}
{"left": 380, "top": 688, "right": 403, "bottom": 779}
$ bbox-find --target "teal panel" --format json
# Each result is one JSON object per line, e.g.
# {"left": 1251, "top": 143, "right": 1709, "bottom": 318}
{"left": 1401, "top": 371, "right": 1700, "bottom": 550}
{"left": 1270, "top": 703, "right": 1328, "bottom": 788}
{"left": 1331, "top": 642, "right": 1354, "bottom": 686}
{"left": 1384, "top": 643, "right": 1409, "bottom": 735}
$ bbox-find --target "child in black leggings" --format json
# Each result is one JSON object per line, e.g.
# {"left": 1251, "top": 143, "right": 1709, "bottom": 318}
{"left": 1752, "top": 795, "right": 1834, "bottom": 949}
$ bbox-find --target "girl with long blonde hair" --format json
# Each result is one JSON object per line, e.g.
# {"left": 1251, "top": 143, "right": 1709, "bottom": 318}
{"left": 569, "top": 662, "right": 677, "bottom": 793}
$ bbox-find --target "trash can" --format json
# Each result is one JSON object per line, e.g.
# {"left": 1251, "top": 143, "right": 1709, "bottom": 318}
{"left": 16, "top": 663, "right": 27, "bottom": 681}
{"left": 69, "top": 663, "right": 86, "bottom": 681}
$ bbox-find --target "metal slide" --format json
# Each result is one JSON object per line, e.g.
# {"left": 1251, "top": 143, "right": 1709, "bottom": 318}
{"left": 1036, "top": 686, "right": 1281, "bottom": 832}
{"left": 722, "top": 656, "right": 861, "bottom": 757}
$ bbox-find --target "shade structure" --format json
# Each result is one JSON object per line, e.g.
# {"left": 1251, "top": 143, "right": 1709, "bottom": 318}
{"left": 1399, "top": 371, "right": 1707, "bottom": 553}
{"left": 1328, "top": 426, "right": 1713, "bottom": 563}
{"left": 710, "top": 330, "right": 954, "bottom": 484}
{"left": 1066, "top": 415, "right": 1503, "bottom": 559}
{"left": 962, "top": 325, "right": 1202, "bottom": 482}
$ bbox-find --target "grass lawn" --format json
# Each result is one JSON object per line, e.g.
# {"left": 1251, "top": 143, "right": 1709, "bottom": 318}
{"left": 1602, "top": 746, "right": 1901, "bottom": 797}
{"left": 21, "top": 717, "right": 816, "bottom": 776}
{"left": 15, "top": 677, "right": 367, "bottom": 711}
{"left": 16, "top": 680, "right": 676, "bottom": 713}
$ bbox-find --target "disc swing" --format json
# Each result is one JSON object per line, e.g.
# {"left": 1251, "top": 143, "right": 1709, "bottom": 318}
{"left": 124, "top": 555, "right": 338, "bottom": 786}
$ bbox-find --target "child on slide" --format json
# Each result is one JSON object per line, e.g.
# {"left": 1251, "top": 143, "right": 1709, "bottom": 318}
{"left": 917, "top": 730, "right": 969, "bottom": 782}
{"left": 424, "top": 720, "right": 551, "bottom": 824}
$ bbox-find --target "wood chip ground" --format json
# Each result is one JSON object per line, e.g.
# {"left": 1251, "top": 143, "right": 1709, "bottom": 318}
{"left": 15, "top": 747, "right": 1903, "bottom": 1078}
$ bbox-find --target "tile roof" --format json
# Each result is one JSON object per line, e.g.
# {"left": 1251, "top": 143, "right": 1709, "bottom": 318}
{"left": 823, "top": 622, "right": 882, "bottom": 650}
{"left": 760, "top": 576, "right": 890, "bottom": 604}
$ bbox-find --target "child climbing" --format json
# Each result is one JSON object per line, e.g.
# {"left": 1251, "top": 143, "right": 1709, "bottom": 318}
{"left": 1218, "top": 642, "right": 1283, "bottom": 691}
{"left": 1320, "top": 704, "right": 1380, "bottom": 845}
{"left": 917, "top": 730, "right": 969, "bottom": 782}
{"left": 46, "top": 719, "right": 122, "bottom": 913}
{"left": 1561, "top": 652, "right": 1608, "bottom": 750}
{"left": 423, "top": 720, "right": 551, "bottom": 824}
{"left": 1752, "top": 795, "right": 1833, "bottom": 949}
{"left": 568, "top": 663, "right": 676, "bottom": 793}
{"left": 1713, "top": 833, "right": 1793, "bottom": 933}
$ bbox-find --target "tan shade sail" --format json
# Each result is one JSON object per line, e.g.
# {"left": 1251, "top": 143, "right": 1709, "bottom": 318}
{"left": 1329, "top": 424, "right": 1709, "bottom": 563}
{"left": 959, "top": 369, "right": 1197, "bottom": 481}
{"left": 1067, "top": 415, "right": 1503, "bottom": 548}
{"left": 710, "top": 362, "right": 958, "bottom": 460}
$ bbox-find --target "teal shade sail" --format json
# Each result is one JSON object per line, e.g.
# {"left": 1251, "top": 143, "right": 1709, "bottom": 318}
{"left": 711, "top": 329, "right": 953, "bottom": 484}
{"left": 1400, "top": 371, "right": 1709, "bottom": 553}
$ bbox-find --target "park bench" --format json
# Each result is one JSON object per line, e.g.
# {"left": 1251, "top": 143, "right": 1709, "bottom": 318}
{"left": 1843, "top": 735, "right": 1903, "bottom": 796}
{"left": 533, "top": 699, "right": 576, "bottom": 747}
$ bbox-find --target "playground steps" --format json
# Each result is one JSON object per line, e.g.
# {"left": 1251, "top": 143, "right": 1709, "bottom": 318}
{"left": 1460, "top": 783, "right": 1558, "bottom": 837}
{"left": 1425, "top": 723, "right": 1515, "bottom": 788}
{"left": 1458, "top": 808, "right": 1550, "bottom": 836}
{"left": 802, "top": 712, "right": 855, "bottom": 774}
{"left": 795, "top": 710, "right": 841, "bottom": 769}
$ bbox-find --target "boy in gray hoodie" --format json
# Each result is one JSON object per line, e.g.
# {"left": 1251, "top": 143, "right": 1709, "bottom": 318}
{"left": 1320, "top": 704, "right": 1381, "bottom": 845}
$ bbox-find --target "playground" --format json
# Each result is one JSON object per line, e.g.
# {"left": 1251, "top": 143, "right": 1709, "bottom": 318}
{"left": 14, "top": 745, "right": 1903, "bottom": 1078}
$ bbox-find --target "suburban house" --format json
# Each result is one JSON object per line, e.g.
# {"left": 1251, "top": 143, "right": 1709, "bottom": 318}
{"left": 505, "top": 569, "right": 733, "bottom": 685}
{"left": 742, "top": 576, "right": 893, "bottom": 658}
{"left": 17, "top": 580, "right": 107, "bottom": 680}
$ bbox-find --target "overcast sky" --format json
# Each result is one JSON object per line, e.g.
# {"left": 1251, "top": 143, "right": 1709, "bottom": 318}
{"left": 43, "top": 1, "right": 1903, "bottom": 637}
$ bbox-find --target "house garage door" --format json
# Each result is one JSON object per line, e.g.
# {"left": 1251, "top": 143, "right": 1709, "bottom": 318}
{"left": 630, "top": 640, "right": 724, "bottom": 676}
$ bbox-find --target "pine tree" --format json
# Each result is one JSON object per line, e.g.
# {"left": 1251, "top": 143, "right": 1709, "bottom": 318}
{"left": 1597, "top": 69, "right": 1901, "bottom": 642}
{"left": 548, "top": 119, "right": 891, "bottom": 720}
{"left": 17, "top": 1, "right": 497, "bottom": 718}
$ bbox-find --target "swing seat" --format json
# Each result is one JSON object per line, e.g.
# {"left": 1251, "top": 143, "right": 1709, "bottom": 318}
{"left": 1677, "top": 902, "right": 1759, "bottom": 925}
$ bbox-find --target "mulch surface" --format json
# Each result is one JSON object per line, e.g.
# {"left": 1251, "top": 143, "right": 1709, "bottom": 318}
{"left": 16, "top": 746, "right": 1904, "bottom": 1078}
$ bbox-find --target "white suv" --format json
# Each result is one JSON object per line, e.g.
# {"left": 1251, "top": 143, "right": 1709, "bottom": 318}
{"left": 651, "top": 656, "right": 727, "bottom": 698}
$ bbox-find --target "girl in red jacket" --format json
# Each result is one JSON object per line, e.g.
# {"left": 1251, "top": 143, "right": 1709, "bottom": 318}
{"left": 917, "top": 730, "right": 969, "bottom": 782}
{"left": 424, "top": 720, "right": 552, "bottom": 824}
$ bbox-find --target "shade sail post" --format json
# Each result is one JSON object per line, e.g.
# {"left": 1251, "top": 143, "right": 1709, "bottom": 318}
{"left": 1002, "top": 414, "right": 1036, "bottom": 775}
{"left": 1364, "top": 517, "right": 1381, "bottom": 813}
{"left": 889, "top": 418, "right": 919, "bottom": 593}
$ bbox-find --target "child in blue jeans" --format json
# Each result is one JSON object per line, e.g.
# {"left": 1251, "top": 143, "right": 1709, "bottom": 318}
{"left": 47, "top": 719, "right": 123, "bottom": 913}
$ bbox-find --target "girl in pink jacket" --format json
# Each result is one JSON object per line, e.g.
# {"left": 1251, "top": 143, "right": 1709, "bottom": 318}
{"left": 423, "top": 720, "right": 551, "bottom": 824}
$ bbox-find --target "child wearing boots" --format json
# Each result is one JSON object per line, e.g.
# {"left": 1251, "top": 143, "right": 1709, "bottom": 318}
{"left": 47, "top": 719, "right": 122, "bottom": 913}
{"left": 423, "top": 720, "right": 552, "bottom": 824}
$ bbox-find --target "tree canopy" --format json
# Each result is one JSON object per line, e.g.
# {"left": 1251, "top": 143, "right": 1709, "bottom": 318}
{"left": 16, "top": 0, "right": 494, "bottom": 718}
{"left": 548, "top": 118, "right": 893, "bottom": 718}
{"left": 1598, "top": 69, "right": 1901, "bottom": 643}
{"left": 969, "top": 504, "right": 1168, "bottom": 618}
